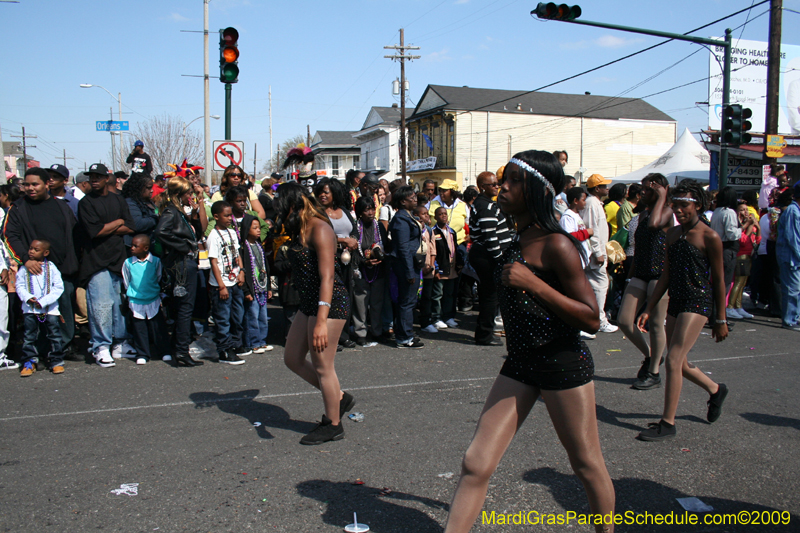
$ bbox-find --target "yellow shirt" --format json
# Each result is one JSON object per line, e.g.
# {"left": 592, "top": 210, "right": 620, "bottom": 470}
{"left": 605, "top": 201, "right": 621, "bottom": 235}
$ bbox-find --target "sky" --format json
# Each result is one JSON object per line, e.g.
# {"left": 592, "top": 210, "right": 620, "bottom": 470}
{"left": 1, "top": 0, "right": 798, "bottom": 176}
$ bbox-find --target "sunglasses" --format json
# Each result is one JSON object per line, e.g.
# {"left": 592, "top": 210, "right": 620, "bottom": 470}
{"left": 229, "top": 173, "right": 243, "bottom": 178}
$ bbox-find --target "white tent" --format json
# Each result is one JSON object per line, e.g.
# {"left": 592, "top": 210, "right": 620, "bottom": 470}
{"left": 610, "top": 128, "right": 711, "bottom": 184}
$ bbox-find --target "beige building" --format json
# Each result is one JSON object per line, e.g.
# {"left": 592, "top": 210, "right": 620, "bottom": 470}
{"left": 406, "top": 84, "right": 677, "bottom": 189}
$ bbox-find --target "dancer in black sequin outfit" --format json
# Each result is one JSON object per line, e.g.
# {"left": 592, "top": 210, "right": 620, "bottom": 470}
{"left": 445, "top": 151, "right": 615, "bottom": 533}
{"left": 274, "top": 181, "right": 354, "bottom": 446}
{"left": 617, "top": 174, "right": 674, "bottom": 390}
{"left": 636, "top": 180, "right": 729, "bottom": 442}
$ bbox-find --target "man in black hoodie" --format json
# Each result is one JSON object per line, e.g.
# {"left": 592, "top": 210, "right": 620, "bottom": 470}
{"left": 4, "top": 167, "right": 80, "bottom": 354}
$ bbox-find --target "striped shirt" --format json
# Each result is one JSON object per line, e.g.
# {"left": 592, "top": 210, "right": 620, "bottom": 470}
{"left": 469, "top": 195, "right": 512, "bottom": 259}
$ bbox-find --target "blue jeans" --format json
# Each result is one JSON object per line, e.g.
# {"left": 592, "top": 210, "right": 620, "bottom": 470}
{"left": 86, "top": 269, "right": 129, "bottom": 353}
{"left": 22, "top": 314, "right": 64, "bottom": 368}
{"left": 432, "top": 277, "right": 458, "bottom": 322}
{"left": 779, "top": 261, "right": 800, "bottom": 326}
{"left": 244, "top": 297, "right": 269, "bottom": 349}
{"left": 211, "top": 284, "right": 244, "bottom": 355}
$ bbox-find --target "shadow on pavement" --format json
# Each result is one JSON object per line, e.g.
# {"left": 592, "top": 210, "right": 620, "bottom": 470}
{"left": 596, "top": 404, "right": 707, "bottom": 432}
{"left": 297, "top": 479, "right": 447, "bottom": 532}
{"left": 740, "top": 412, "right": 800, "bottom": 430}
{"left": 522, "top": 467, "right": 799, "bottom": 531}
{"left": 189, "top": 389, "right": 316, "bottom": 439}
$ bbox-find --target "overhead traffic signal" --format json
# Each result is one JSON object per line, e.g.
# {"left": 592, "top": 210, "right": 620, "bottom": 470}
{"left": 532, "top": 2, "right": 582, "bottom": 20}
{"left": 721, "top": 104, "right": 753, "bottom": 146}
{"left": 219, "top": 27, "right": 239, "bottom": 84}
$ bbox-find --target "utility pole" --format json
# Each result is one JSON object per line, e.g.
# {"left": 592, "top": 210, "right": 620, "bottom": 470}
{"left": 203, "top": 0, "right": 212, "bottom": 185}
{"left": 385, "top": 28, "right": 420, "bottom": 184}
{"left": 253, "top": 143, "right": 257, "bottom": 178}
{"left": 11, "top": 127, "right": 36, "bottom": 175}
{"left": 269, "top": 86, "right": 273, "bottom": 164}
{"left": 109, "top": 107, "right": 116, "bottom": 171}
{"left": 764, "top": 0, "right": 782, "bottom": 163}
{"left": 307, "top": 124, "right": 311, "bottom": 147}
{"left": 62, "top": 149, "right": 74, "bottom": 169}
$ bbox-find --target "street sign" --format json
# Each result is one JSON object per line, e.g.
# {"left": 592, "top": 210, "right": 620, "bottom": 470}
{"left": 96, "top": 120, "right": 129, "bottom": 132}
{"left": 213, "top": 140, "right": 244, "bottom": 171}
{"left": 726, "top": 156, "right": 763, "bottom": 188}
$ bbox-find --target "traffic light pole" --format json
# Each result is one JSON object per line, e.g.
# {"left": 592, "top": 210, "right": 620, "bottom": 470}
{"left": 225, "top": 83, "right": 232, "bottom": 140}
{"left": 552, "top": 17, "right": 732, "bottom": 188}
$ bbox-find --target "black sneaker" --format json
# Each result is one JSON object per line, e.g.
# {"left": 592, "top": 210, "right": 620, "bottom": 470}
{"left": 632, "top": 372, "right": 661, "bottom": 390}
{"left": 638, "top": 420, "right": 676, "bottom": 441}
{"left": 219, "top": 350, "right": 245, "bottom": 365}
{"left": 299, "top": 415, "right": 344, "bottom": 445}
{"left": 396, "top": 338, "right": 425, "bottom": 349}
{"left": 340, "top": 339, "right": 357, "bottom": 349}
{"left": 236, "top": 346, "right": 253, "bottom": 356}
{"left": 636, "top": 358, "right": 651, "bottom": 381}
{"left": 340, "top": 391, "right": 356, "bottom": 418}
{"left": 707, "top": 383, "right": 728, "bottom": 423}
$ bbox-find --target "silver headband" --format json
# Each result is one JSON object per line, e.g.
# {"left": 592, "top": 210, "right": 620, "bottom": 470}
{"left": 672, "top": 197, "right": 697, "bottom": 203}
{"left": 509, "top": 158, "right": 556, "bottom": 196}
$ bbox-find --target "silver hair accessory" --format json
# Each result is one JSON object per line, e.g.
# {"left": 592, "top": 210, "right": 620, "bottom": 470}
{"left": 509, "top": 158, "right": 556, "bottom": 196}
{"left": 672, "top": 197, "right": 697, "bottom": 203}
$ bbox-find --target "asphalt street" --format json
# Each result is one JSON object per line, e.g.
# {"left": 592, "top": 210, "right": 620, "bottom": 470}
{"left": 1, "top": 307, "right": 798, "bottom": 532}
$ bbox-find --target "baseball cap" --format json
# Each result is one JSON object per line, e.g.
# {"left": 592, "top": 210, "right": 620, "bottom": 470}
{"left": 75, "top": 171, "right": 90, "bottom": 184}
{"left": 439, "top": 178, "right": 459, "bottom": 191}
{"left": 87, "top": 163, "right": 109, "bottom": 176}
{"left": 585, "top": 174, "right": 612, "bottom": 188}
{"left": 134, "top": 140, "right": 144, "bottom": 147}
{"left": 48, "top": 164, "right": 69, "bottom": 180}
{"left": 361, "top": 173, "right": 380, "bottom": 187}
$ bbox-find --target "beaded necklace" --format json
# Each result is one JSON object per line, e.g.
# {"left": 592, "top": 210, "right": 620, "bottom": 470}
{"left": 357, "top": 219, "right": 382, "bottom": 283}
{"left": 215, "top": 227, "right": 239, "bottom": 281}
{"left": 27, "top": 258, "right": 50, "bottom": 323}
{"left": 247, "top": 240, "right": 269, "bottom": 306}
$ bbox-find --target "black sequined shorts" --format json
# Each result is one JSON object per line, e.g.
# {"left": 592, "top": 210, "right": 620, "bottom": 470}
{"left": 667, "top": 297, "right": 712, "bottom": 319}
{"left": 500, "top": 337, "right": 594, "bottom": 390}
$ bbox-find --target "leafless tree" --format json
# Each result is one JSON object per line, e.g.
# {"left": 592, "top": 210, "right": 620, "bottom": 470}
{"left": 111, "top": 114, "right": 203, "bottom": 175}
{"left": 261, "top": 134, "right": 307, "bottom": 175}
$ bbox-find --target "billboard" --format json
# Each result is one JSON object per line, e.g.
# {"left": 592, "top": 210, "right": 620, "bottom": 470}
{"left": 708, "top": 38, "right": 800, "bottom": 135}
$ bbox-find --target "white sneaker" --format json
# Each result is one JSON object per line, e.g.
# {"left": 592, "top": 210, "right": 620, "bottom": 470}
{"left": 95, "top": 347, "right": 115, "bottom": 368}
{"left": 580, "top": 331, "right": 596, "bottom": 339}
{"left": 445, "top": 318, "right": 459, "bottom": 328}
{"left": 263, "top": 345, "right": 274, "bottom": 352}
{"left": 726, "top": 308, "right": 743, "bottom": 320}
{"left": 0, "top": 355, "right": 19, "bottom": 370}
{"left": 422, "top": 324, "right": 439, "bottom": 334}
{"left": 598, "top": 323, "right": 619, "bottom": 333}
{"left": 162, "top": 355, "right": 172, "bottom": 362}
{"left": 136, "top": 357, "right": 147, "bottom": 365}
{"left": 112, "top": 341, "right": 137, "bottom": 359}
{"left": 433, "top": 320, "right": 448, "bottom": 329}
{"left": 736, "top": 308, "right": 754, "bottom": 319}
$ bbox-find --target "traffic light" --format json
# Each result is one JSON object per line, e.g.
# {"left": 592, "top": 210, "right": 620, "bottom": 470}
{"left": 532, "top": 2, "right": 582, "bottom": 20}
{"left": 721, "top": 104, "right": 753, "bottom": 146}
{"left": 219, "top": 27, "right": 239, "bottom": 84}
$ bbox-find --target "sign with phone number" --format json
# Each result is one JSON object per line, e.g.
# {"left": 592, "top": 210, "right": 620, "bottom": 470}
{"left": 726, "top": 156, "right": 763, "bottom": 187}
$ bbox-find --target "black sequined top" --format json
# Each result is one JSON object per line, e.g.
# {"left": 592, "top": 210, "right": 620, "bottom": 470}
{"left": 632, "top": 210, "right": 667, "bottom": 281}
{"left": 497, "top": 240, "right": 580, "bottom": 354}
{"left": 288, "top": 245, "right": 349, "bottom": 320}
{"left": 667, "top": 237, "right": 713, "bottom": 318}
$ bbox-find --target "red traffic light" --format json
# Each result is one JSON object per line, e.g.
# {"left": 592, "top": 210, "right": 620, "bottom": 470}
{"left": 221, "top": 27, "right": 239, "bottom": 45}
{"left": 532, "top": 2, "right": 581, "bottom": 20}
{"left": 222, "top": 46, "right": 239, "bottom": 63}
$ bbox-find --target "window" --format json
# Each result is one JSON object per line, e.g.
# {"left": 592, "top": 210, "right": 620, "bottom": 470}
{"left": 353, "top": 155, "right": 360, "bottom": 169}
{"left": 450, "top": 124, "right": 454, "bottom": 153}
{"left": 332, "top": 155, "right": 340, "bottom": 176}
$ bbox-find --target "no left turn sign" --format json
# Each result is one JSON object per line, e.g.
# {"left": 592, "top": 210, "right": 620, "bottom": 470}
{"left": 213, "top": 140, "right": 245, "bottom": 171}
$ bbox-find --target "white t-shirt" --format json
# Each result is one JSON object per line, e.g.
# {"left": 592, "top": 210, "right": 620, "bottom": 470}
{"left": 379, "top": 204, "right": 395, "bottom": 222}
{"left": 559, "top": 209, "right": 591, "bottom": 268}
{"left": 207, "top": 227, "right": 241, "bottom": 287}
{"left": 758, "top": 212, "right": 770, "bottom": 255}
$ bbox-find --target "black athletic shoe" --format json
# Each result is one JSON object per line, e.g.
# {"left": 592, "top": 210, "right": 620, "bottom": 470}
{"left": 340, "top": 339, "right": 357, "bottom": 349}
{"left": 396, "top": 338, "right": 425, "bottom": 349}
{"left": 476, "top": 337, "right": 503, "bottom": 346}
{"left": 637, "top": 358, "right": 651, "bottom": 381}
{"left": 638, "top": 420, "right": 676, "bottom": 442}
{"left": 300, "top": 415, "right": 344, "bottom": 445}
{"left": 340, "top": 391, "right": 356, "bottom": 418}
{"left": 632, "top": 372, "right": 661, "bottom": 390}
{"left": 707, "top": 383, "right": 728, "bottom": 423}
{"left": 219, "top": 350, "right": 245, "bottom": 365}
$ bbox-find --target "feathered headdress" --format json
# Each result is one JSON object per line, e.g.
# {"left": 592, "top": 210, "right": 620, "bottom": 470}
{"left": 282, "top": 144, "right": 314, "bottom": 170}
{"left": 165, "top": 159, "right": 204, "bottom": 179}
